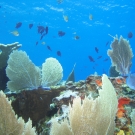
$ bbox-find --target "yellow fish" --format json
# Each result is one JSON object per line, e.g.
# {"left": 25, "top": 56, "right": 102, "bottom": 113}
{"left": 89, "top": 14, "right": 93, "bottom": 20}
{"left": 63, "top": 15, "right": 68, "bottom": 22}
{"left": 10, "top": 30, "right": 19, "bottom": 36}
{"left": 41, "top": 42, "right": 46, "bottom": 45}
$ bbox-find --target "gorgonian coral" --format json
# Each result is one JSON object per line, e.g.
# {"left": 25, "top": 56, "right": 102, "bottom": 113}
{"left": 107, "top": 35, "right": 133, "bottom": 76}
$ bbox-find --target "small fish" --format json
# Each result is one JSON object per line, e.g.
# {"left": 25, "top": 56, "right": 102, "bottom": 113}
{"left": 58, "top": 31, "right": 65, "bottom": 37}
{"left": 103, "top": 58, "right": 108, "bottom": 61}
{"left": 47, "top": 45, "right": 52, "bottom": 51}
{"left": 40, "top": 34, "right": 44, "bottom": 40}
{"left": 128, "top": 32, "right": 133, "bottom": 38}
{"left": 45, "top": 26, "right": 48, "bottom": 34}
{"left": 57, "top": 51, "right": 61, "bottom": 56}
{"left": 88, "top": 56, "right": 95, "bottom": 62}
{"left": 89, "top": 14, "right": 93, "bottom": 20}
{"left": 37, "top": 26, "right": 45, "bottom": 34}
{"left": 57, "top": 0, "right": 63, "bottom": 4}
{"left": 29, "top": 24, "right": 33, "bottom": 29}
{"left": 41, "top": 42, "right": 46, "bottom": 45}
{"left": 74, "top": 35, "right": 80, "bottom": 40}
{"left": 36, "top": 41, "right": 38, "bottom": 45}
{"left": 63, "top": 15, "right": 68, "bottom": 22}
{"left": 95, "top": 47, "right": 99, "bottom": 53}
{"left": 10, "top": 30, "right": 19, "bottom": 36}
{"left": 15, "top": 22, "right": 22, "bottom": 28}
{"left": 97, "top": 56, "right": 102, "bottom": 59}
{"left": 106, "top": 41, "right": 109, "bottom": 46}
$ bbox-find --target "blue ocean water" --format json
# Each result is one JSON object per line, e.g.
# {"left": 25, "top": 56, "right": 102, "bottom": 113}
{"left": 0, "top": 0, "right": 135, "bottom": 81}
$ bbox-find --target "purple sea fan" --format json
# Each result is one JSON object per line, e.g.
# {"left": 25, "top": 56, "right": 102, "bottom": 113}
{"left": 107, "top": 35, "right": 134, "bottom": 76}
{"left": 126, "top": 73, "right": 135, "bottom": 90}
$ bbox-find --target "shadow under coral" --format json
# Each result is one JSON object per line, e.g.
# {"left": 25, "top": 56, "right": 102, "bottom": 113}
{"left": 7, "top": 88, "right": 61, "bottom": 128}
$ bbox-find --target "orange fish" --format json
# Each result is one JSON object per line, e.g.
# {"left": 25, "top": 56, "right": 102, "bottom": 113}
{"left": 95, "top": 79, "right": 102, "bottom": 86}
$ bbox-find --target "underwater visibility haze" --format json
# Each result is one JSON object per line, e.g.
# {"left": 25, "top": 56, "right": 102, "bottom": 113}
{"left": 0, "top": 0, "right": 135, "bottom": 81}
{"left": 1, "top": 1, "right": 135, "bottom": 135}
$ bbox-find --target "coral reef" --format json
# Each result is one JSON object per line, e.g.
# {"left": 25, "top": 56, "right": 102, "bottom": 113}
{"left": 8, "top": 88, "right": 62, "bottom": 129}
{"left": 50, "top": 74, "right": 118, "bottom": 135}
{"left": 107, "top": 35, "right": 133, "bottom": 76}
{"left": 44, "top": 74, "right": 135, "bottom": 135}
{"left": 0, "top": 42, "right": 22, "bottom": 69}
{"left": 2, "top": 72, "right": 135, "bottom": 135}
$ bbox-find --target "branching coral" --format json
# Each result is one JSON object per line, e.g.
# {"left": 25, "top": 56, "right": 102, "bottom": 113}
{"left": 107, "top": 35, "right": 133, "bottom": 76}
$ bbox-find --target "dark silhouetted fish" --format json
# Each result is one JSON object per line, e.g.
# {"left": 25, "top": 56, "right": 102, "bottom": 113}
{"left": 74, "top": 35, "right": 80, "bottom": 40}
{"left": 57, "top": 51, "right": 61, "bottom": 56}
{"left": 36, "top": 41, "right": 38, "bottom": 45}
{"left": 29, "top": 24, "right": 33, "bottom": 29}
{"left": 47, "top": 45, "right": 52, "bottom": 51}
{"left": 128, "top": 32, "right": 133, "bottom": 38}
{"left": 38, "top": 26, "right": 48, "bottom": 36}
{"left": 58, "top": 31, "right": 65, "bottom": 37}
{"left": 103, "top": 58, "right": 108, "bottom": 61}
{"left": 15, "top": 22, "right": 22, "bottom": 28}
{"left": 95, "top": 47, "right": 99, "bottom": 53}
{"left": 38, "top": 26, "right": 45, "bottom": 34}
{"left": 88, "top": 56, "right": 95, "bottom": 62}
{"left": 106, "top": 41, "right": 109, "bottom": 46}
{"left": 45, "top": 26, "right": 48, "bottom": 34}
{"left": 40, "top": 33, "right": 46, "bottom": 40}
{"left": 40, "top": 35, "right": 44, "bottom": 40}
{"left": 97, "top": 56, "right": 102, "bottom": 59}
